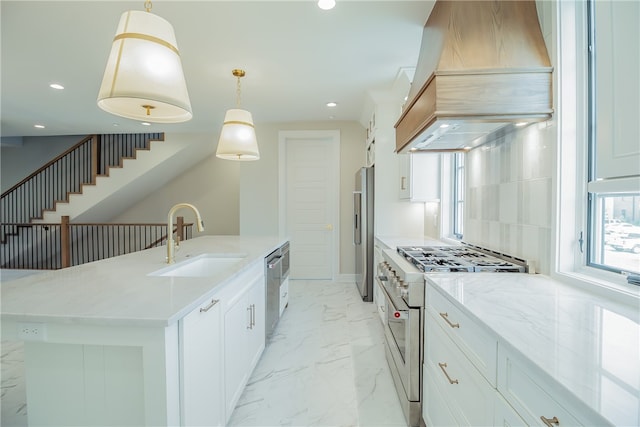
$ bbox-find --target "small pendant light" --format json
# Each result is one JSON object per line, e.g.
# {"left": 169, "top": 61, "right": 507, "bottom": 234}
{"left": 97, "top": 1, "right": 192, "bottom": 123}
{"left": 216, "top": 69, "right": 260, "bottom": 161}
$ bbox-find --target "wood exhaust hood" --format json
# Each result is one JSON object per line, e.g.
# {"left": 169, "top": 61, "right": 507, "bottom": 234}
{"left": 395, "top": 0, "right": 553, "bottom": 153}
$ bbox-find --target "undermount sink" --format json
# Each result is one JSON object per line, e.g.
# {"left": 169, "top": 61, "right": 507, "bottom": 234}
{"left": 149, "top": 253, "right": 247, "bottom": 278}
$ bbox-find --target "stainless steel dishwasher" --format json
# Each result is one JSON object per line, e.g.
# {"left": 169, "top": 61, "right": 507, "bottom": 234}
{"left": 265, "top": 242, "right": 289, "bottom": 339}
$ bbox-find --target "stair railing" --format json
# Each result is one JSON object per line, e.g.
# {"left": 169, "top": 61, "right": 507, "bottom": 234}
{"left": 0, "top": 216, "right": 193, "bottom": 270}
{"left": 0, "top": 133, "right": 163, "bottom": 228}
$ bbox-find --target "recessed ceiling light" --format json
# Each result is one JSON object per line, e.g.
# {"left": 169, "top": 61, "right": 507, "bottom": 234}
{"left": 112, "top": 123, "right": 119, "bottom": 127}
{"left": 49, "top": 83, "right": 64, "bottom": 90}
{"left": 328, "top": 115, "right": 335, "bottom": 120}
{"left": 515, "top": 122, "right": 528, "bottom": 127}
{"left": 439, "top": 123, "right": 450, "bottom": 128}
{"left": 141, "top": 122, "right": 151, "bottom": 126}
{"left": 34, "top": 124, "right": 45, "bottom": 129}
{"left": 326, "top": 102, "right": 337, "bottom": 107}
{"left": 318, "top": 0, "right": 336, "bottom": 10}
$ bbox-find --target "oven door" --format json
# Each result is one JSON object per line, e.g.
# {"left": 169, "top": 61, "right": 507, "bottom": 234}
{"left": 380, "top": 280, "right": 421, "bottom": 402}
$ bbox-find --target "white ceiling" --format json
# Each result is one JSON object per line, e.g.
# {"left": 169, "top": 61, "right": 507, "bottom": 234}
{"left": 1, "top": 0, "right": 433, "bottom": 138}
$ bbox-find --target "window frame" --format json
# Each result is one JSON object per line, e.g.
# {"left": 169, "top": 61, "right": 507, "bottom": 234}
{"left": 584, "top": 0, "right": 640, "bottom": 278}
{"left": 452, "top": 152, "right": 465, "bottom": 240}
{"left": 554, "top": 0, "right": 640, "bottom": 297}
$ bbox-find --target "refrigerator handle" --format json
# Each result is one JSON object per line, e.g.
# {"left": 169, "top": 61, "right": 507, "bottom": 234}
{"left": 353, "top": 191, "right": 362, "bottom": 245}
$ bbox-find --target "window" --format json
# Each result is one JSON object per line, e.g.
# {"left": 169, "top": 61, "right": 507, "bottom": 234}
{"left": 452, "top": 152, "right": 465, "bottom": 240}
{"left": 586, "top": 0, "right": 640, "bottom": 277}
{"left": 590, "top": 194, "right": 640, "bottom": 275}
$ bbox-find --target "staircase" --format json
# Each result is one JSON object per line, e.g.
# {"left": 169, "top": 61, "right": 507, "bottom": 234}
{"left": 1, "top": 132, "right": 211, "bottom": 269}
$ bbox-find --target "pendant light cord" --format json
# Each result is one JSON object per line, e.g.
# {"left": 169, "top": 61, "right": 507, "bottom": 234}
{"left": 232, "top": 69, "right": 246, "bottom": 108}
{"left": 236, "top": 76, "right": 242, "bottom": 108}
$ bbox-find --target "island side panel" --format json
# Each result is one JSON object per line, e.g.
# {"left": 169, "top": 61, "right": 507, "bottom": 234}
{"left": 5, "top": 320, "right": 180, "bottom": 426}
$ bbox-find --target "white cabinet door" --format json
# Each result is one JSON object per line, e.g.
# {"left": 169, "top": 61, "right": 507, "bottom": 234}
{"left": 498, "top": 347, "right": 585, "bottom": 427}
{"left": 399, "top": 153, "right": 411, "bottom": 199}
{"left": 374, "top": 279, "right": 386, "bottom": 324}
{"left": 180, "top": 297, "right": 223, "bottom": 427}
{"left": 399, "top": 153, "right": 441, "bottom": 201}
{"left": 223, "top": 269, "right": 266, "bottom": 421}
{"left": 593, "top": 1, "right": 640, "bottom": 180}
{"left": 246, "top": 275, "right": 266, "bottom": 370}
{"left": 422, "top": 362, "right": 459, "bottom": 427}
{"left": 494, "top": 391, "right": 529, "bottom": 427}
{"left": 373, "top": 244, "right": 387, "bottom": 324}
{"left": 224, "top": 290, "right": 251, "bottom": 418}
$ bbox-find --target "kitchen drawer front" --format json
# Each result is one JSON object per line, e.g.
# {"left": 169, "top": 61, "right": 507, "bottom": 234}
{"left": 426, "top": 310, "right": 495, "bottom": 426}
{"left": 427, "top": 285, "right": 498, "bottom": 386}
{"left": 498, "top": 348, "right": 583, "bottom": 427}
{"left": 422, "top": 362, "right": 458, "bottom": 427}
{"left": 494, "top": 390, "right": 529, "bottom": 426}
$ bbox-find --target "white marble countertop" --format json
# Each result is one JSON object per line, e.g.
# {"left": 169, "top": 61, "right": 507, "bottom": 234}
{"left": 426, "top": 273, "right": 640, "bottom": 426}
{"left": 1, "top": 235, "right": 285, "bottom": 327}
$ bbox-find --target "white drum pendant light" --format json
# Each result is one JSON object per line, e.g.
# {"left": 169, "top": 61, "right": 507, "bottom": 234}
{"left": 216, "top": 69, "right": 260, "bottom": 161}
{"left": 97, "top": 2, "right": 192, "bottom": 123}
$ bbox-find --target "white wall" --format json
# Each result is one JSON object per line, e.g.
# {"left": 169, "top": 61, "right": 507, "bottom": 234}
{"left": 370, "top": 72, "right": 426, "bottom": 238}
{"left": 1, "top": 135, "right": 83, "bottom": 192}
{"left": 240, "top": 121, "right": 365, "bottom": 276}
{"left": 112, "top": 139, "right": 240, "bottom": 236}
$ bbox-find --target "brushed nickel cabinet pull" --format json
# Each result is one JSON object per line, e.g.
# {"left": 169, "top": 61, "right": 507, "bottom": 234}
{"left": 540, "top": 416, "right": 559, "bottom": 426}
{"left": 247, "top": 306, "right": 253, "bottom": 329}
{"left": 199, "top": 299, "right": 219, "bottom": 313}
{"left": 438, "top": 362, "right": 459, "bottom": 384}
{"left": 401, "top": 176, "right": 407, "bottom": 190}
{"left": 439, "top": 312, "right": 460, "bottom": 328}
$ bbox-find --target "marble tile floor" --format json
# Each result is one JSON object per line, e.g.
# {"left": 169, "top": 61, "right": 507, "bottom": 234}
{"left": 1, "top": 280, "right": 406, "bottom": 427}
{"left": 228, "top": 280, "right": 406, "bottom": 427}
{"left": 1, "top": 340, "right": 27, "bottom": 427}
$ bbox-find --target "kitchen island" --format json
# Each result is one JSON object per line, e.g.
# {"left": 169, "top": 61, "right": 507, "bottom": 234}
{"left": 1, "top": 235, "right": 286, "bottom": 427}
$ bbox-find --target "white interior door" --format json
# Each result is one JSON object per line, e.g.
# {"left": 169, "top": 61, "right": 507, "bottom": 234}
{"left": 280, "top": 131, "right": 339, "bottom": 280}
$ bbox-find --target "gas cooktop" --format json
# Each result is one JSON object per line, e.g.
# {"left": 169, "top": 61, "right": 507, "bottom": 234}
{"left": 396, "top": 245, "right": 527, "bottom": 273}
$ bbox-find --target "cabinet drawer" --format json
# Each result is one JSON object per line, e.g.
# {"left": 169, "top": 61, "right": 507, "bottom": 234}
{"left": 426, "top": 310, "right": 494, "bottom": 426}
{"left": 427, "top": 285, "right": 498, "bottom": 385}
{"left": 498, "top": 349, "right": 583, "bottom": 427}
{"left": 494, "top": 390, "right": 529, "bottom": 427}
{"left": 422, "top": 362, "right": 458, "bottom": 427}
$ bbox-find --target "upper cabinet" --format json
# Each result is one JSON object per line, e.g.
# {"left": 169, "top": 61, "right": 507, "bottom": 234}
{"left": 399, "top": 153, "right": 440, "bottom": 202}
{"left": 592, "top": 1, "right": 640, "bottom": 182}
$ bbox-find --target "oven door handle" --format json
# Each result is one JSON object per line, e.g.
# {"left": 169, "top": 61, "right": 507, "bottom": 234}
{"left": 380, "top": 279, "right": 408, "bottom": 313}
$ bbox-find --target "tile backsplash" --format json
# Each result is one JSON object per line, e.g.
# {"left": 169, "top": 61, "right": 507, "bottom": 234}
{"left": 465, "top": 122, "right": 555, "bottom": 274}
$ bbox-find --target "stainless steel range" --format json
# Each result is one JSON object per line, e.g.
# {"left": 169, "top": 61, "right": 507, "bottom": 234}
{"left": 377, "top": 244, "right": 528, "bottom": 427}
{"left": 397, "top": 244, "right": 527, "bottom": 273}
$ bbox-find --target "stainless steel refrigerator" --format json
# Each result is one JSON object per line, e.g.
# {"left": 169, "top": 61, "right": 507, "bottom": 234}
{"left": 354, "top": 166, "right": 374, "bottom": 302}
